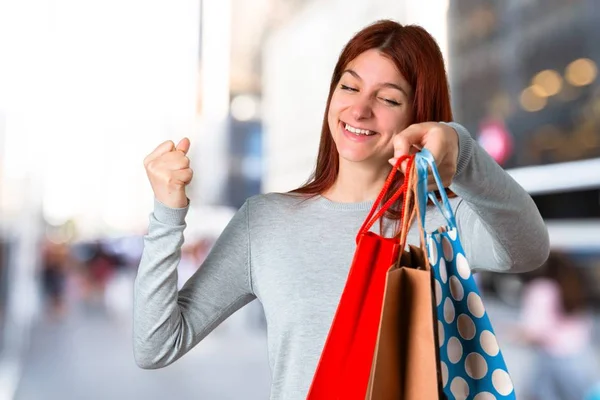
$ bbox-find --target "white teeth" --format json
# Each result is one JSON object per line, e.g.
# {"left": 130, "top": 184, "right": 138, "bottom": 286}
{"left": 344, "top": 123, "right": 373, "bottom": 136}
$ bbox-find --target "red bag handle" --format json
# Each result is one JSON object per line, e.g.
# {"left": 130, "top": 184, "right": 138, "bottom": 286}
{"left": 357, "top": 155, "right": 415, "bottom": 241}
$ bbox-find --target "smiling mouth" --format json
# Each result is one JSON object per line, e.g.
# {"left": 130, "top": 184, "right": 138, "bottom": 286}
{"left": 341, "top": 121, "right": 377, "bottom": 136}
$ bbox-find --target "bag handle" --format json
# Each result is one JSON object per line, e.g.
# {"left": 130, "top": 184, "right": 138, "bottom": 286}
{"left": 415, "top": 149, "right": 457, "bottom": 230}
{"left": 411, "top": 162, "right": 432, "bottom": 272}
{"left": 398, "top": 158, "right": 417, "bottom": 251}
{"left": 357, "top": 155, "right": 414, "bottom": 241}
{"left": 392, "top": 161, "right": 433, "bottom": 272}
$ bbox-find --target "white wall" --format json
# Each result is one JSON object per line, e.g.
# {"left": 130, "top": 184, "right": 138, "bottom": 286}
{"left": 0, "top": 0, "right": 201, "bottom": 236}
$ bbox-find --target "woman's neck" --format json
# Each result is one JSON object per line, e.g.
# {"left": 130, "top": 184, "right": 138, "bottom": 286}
{"left": 322, "top": 159, "right": 392, "bottom": 203}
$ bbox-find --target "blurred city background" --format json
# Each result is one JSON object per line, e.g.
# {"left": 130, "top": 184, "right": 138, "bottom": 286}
{"left": 0, "top": 0, "right": 599, "bottom": 399}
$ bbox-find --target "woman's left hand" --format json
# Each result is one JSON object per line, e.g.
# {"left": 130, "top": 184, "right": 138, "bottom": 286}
{"left": 388, "top": 122, "right": 459, "bottom": 191}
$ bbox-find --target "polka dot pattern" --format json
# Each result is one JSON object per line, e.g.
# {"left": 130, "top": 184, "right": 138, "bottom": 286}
{"left": 428, "top": 237, "right": 438, "bottom": 265}
{"left": 450, "top": 377, "right": 469, "bottom": 399}
{"left": 435, "top": 280, "right": 443, "bottom": 307}
{"left": 450, "top": 276, "right": 464, "bottom": 301}
{"left": 441, "top": 361, "right": 449, "bottom": 387}
{"left": 474, "top": 393, "right": 496, "bottom": 400}
{"left": 448, "top": 228, "right": 458, "bottom": 241}
{"left": 465, "top": 353, "right": 488, "bottom": 379}
{"left": 457, "top": 314, "right": 476, "bottom": 340}
{"left": 467, "top": 292, "right": 485, "bottom": 318}
{"left": 442, "top": 236, "right": 454, "bottom": 261}
{"left": 427, "top": 226, "right": 515, "bottom": 399}
{"left": 439, "top": 258, "right": 448, "bottom": 284}
{"left": 447, "top": 337, "right": 463, "bottom": 364}
{"left": 492, "top": 369, "right": 514, "bottom": 395}
{"left": 444, "top": 298, "right": 456, "bottom": 323}
{"left": 456, "top": 253, "right": 471, "bottom": 279}
{"left": 480, "top": 330, "right": 499, "bottom": 357}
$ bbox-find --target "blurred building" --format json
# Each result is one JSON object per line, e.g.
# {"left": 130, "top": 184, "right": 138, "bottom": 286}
{"left": 448, "top": 0, "right": 600, "bottom": 305}
{"left": 0, "top": 230, "right": 9, "bottom": 354}
{"left": 448, "top": 0, "right": 600, "bottom": 248}
{"left": 225, "top": 113, "right": 263, "bottom": 208}
{"left": 194, "top": 0, "right": 277, "bottom": 207}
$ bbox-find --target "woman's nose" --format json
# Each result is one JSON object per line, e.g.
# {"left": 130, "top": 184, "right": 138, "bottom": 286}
{"left": 350, "top": 98, "right": 373, "bottom": 120}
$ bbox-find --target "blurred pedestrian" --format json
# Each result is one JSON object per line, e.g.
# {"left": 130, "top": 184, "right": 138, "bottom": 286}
{"left": 40, "top": 238, "right": 69, "bottom": 320}
{"left": 517, "top": 251, "right": 599, "bottom": 400}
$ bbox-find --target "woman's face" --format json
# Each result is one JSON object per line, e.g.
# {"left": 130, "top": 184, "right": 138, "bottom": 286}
{"left": 328, "top": 49, "right": 413, "bottom": 166}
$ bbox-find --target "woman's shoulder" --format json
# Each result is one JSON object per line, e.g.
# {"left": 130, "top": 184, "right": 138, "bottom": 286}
{"left": 244, "top": 192, "right": 317, "bottom": 217}
{"left": 246, "top": 192, "right": 311, "bottom": 208}
{"left": 241, "top": 192, "right": 322, "bottom": 232}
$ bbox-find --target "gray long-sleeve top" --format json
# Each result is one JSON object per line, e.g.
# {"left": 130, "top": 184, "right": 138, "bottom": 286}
{"left": 133, "top": 122, "right": 550, "bottom": 399}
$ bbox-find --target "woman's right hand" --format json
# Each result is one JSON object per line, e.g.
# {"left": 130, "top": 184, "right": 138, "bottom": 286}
{"left": 143, "top": 138, "right": 193, "bottom": 209}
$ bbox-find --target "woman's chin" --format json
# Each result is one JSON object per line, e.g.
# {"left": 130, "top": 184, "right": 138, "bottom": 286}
{"left": 335, "top": 138, "right": 387, "bottom": 166}
{"left": 338, "top": 151, "right": 380, "bottom": 166}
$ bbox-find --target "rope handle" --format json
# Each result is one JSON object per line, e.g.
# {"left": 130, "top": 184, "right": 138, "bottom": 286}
{"left": 357, "top": 155, "right": 415, "bottom": 241}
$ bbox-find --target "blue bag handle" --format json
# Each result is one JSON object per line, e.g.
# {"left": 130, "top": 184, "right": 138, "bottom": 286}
{"left": 415, "top": 149, "right": 457, "bottom": 230}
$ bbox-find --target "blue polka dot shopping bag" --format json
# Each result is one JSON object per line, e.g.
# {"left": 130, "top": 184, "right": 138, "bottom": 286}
{"left": 415, "top": 149, "right": 516, "bottom": 400}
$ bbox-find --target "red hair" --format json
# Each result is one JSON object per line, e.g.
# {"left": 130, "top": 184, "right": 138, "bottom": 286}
{"left": 291, "top": 20, "right": 453, "bottom": 220}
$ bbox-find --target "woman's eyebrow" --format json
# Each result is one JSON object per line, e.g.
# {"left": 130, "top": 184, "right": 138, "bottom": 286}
{"left": 342, "top": 69, "right": 409, "bottom": 97}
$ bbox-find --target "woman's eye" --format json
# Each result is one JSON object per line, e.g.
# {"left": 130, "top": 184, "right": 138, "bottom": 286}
{"left": 381, "top": 98, "right": 400, "bottom": 106}
{"left": 340, "top": 84, "right": 358, "bottom": 92}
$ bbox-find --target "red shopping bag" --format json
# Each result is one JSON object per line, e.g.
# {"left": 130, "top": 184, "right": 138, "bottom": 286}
{"left": 307, "top": 155, "right": 415, "bottom": 399}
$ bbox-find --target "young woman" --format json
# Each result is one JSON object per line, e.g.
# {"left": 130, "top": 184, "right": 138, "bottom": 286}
{"left": 134, "top": 20, "right": 549, "bottom": 399}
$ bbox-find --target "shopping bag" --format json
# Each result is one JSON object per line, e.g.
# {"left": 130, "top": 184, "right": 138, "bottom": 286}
{"left": 307, "top": 155, "right": 416, "bottom": 399}
{"left": 366, "top": 160, "right": 443, "bottom": 400}
{"left": 415, "top": 149, "right": 516, "bottom": 400}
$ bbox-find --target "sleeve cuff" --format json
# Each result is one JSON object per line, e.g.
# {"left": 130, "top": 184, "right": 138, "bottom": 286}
{"left": 442, "top": 121, "right": 475, "bottom": 178}
{"left": 153, "top": 198, "right": 189, "bottom": 226}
